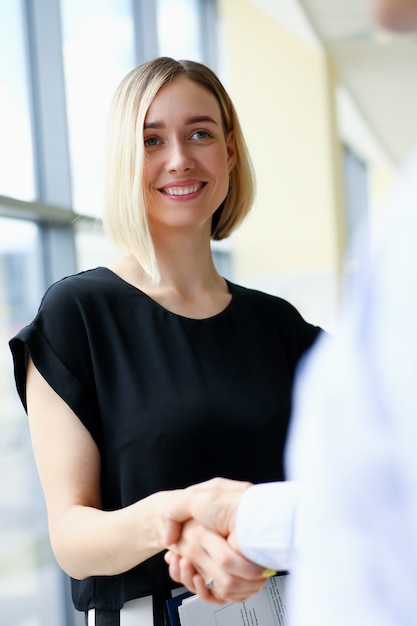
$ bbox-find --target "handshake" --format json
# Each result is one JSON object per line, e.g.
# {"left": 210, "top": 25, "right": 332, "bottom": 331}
{"left": 162, "top": 477, "right": 278, "bottom": 605}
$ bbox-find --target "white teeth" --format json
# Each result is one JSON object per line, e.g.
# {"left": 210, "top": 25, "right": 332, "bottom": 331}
{"left": 164, "top": 184, "right": 201, "bottom": 196}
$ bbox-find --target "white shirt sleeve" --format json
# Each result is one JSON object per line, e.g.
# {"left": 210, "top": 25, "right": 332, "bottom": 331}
{"left": 235, "top": 481, "right": 299, "bottom": 571}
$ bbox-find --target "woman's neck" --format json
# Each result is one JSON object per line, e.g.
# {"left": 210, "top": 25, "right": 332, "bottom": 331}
{"left": 109, "top": 239, "right": 231, "bottom": 319}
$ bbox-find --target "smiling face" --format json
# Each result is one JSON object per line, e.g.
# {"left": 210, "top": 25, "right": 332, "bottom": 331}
{"left": 142, "top": 75, "right": 236, "bottom": 236}
{"left": 369, "top": 0, "right": 417, "bottom": 30}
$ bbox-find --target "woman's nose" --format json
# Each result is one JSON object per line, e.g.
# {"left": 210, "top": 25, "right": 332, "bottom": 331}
{"left": 166, "top": 139, "right": 194, "bottom": 172}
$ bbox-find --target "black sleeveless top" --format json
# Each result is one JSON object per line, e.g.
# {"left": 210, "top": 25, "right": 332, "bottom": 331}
{"left": 9, "top": 267, "right": 320, "bottom": 611}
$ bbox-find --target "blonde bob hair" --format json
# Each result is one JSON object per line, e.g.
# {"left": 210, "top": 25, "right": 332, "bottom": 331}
{"left": 104, "top": 57, "right": 255, "bottom": 282}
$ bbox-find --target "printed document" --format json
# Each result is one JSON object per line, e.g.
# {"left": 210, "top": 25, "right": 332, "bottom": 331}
{"left": 176, "top": 575, "right": 289, "bottom": 626}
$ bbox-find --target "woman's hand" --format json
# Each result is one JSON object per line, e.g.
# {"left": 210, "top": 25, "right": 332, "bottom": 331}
{"left": 165, "top": 518, "right": 266, "bottom": 604}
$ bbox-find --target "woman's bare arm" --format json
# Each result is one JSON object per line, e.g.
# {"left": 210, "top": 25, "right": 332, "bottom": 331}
{"left": 26, "top": 357, "right": 175, "bottom": 579}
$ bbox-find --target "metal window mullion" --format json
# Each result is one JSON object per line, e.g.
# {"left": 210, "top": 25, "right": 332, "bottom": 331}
{"left": 131, "top": 0, "right": 159, "bottom": 64}
{"left": 199, "top": 0, "right": 218, "bottom": 69}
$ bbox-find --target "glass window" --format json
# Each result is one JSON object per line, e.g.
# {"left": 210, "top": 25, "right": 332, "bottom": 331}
{"left": 156, "top": 0, "right": 203, "bottom": 61}
{"left": 0, "top": 2, "right": 35, "bottom": 200}
{"left": 343, "top": 145, "right": 370, "bottom": 293}
{"left": 75, "top": 217, "right": 120, "bottom": 272}
{"left": 0, "top": 217, "right": 64, "bottom": 626}
{"left": 343, "top": 145, "right": 369, "bottom": 257}
{"left": 60, "top": 0, "right": 135, "bottom": 217}
{"left": 343, "top": 145, "right": 369, "bottom": 241}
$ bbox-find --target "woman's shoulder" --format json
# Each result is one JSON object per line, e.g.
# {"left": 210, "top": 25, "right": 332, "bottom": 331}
{"left": 46, "top": 266, "right": 114, "bottom": 292}
{"left": 40, "top": 267, "right": 118, "bottom": 310}
{"left": 228, "top": 280, "right": 321, "bottom": 343}
{"left": 228, "top": 280, "right": 300, "bottom": 315}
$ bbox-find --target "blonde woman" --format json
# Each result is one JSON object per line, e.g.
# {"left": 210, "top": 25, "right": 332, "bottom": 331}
{"left": 10, "top": 57, "right": 320, "bottom": 625}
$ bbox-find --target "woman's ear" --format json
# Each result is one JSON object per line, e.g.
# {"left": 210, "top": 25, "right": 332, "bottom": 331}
{"left": 226, "top": 130, "right": 236, "bottom": 172}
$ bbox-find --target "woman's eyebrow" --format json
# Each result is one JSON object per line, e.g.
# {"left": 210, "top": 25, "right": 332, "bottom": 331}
{"left": 144, "top": 115, "right": 218, "bottom": 130}
{"left": 185, "top": 115, "right": 218, "bottom": 125}
{"left": 144, "top": 121, "right": 164, "bottom": 130}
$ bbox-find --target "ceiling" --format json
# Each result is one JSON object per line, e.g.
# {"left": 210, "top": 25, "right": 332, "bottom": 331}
{"left": 297, "top": 0, "right": 417, "bottom": 165}
{"left": 249, "top": 0, "right": 417, "bottom": 166}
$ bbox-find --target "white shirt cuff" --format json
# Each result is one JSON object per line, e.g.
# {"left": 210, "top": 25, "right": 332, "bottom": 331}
{"left": 235, "top": 481, "right": 299, "bottom": 571}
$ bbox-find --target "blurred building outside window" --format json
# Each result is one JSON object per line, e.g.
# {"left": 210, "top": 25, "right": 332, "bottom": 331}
{"left": 0, "top": 1, "right": 35, "bottom": 200}
{"left": 156, "top": 0, "right": 203, "bottom": 61}
{"left": 60, "top": 0, "right": 135, "bottom": 218}
{"left": 0, "top": 217, "right": 65, "bottom": 626}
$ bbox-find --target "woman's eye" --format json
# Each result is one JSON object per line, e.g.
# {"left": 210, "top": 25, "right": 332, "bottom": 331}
{"left": 191, "top": 130, "right": 210, "bottom": 140}
{"left": 144, "top": 137, "right": 160, "bottom": 147}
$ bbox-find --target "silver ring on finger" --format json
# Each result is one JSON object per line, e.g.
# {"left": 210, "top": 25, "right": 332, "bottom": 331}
{"left": 204, "top": 578, "right": 214, "bottom": 590}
